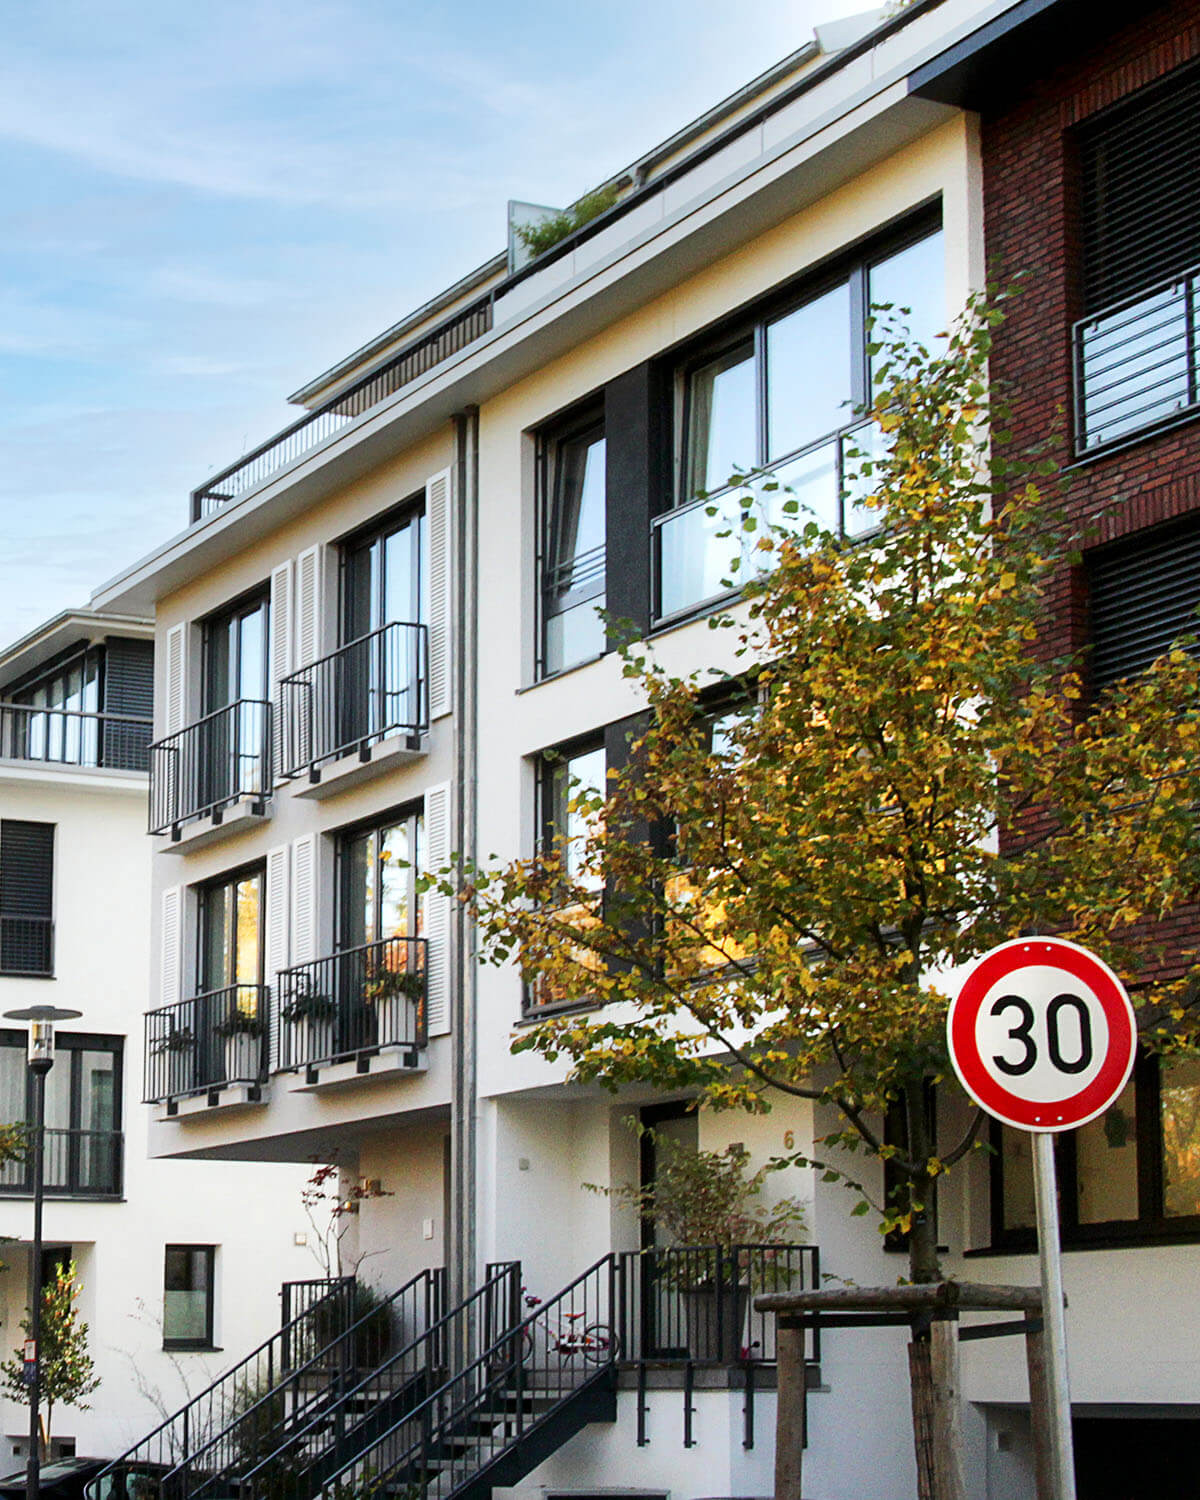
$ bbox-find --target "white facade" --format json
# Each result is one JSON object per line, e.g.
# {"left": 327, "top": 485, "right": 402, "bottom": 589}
{"left": 78, "top": 3, "right": 1194, "bottom": 1497}
{"left": 0, "top": 612, "right": 315, "bottom": 1464}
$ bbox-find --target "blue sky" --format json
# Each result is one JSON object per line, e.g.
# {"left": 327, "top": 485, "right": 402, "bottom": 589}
{"left": 0, "top": 0, "right": 873, "bottom": 644}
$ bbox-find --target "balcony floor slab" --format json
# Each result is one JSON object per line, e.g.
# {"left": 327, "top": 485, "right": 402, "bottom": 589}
{"left": 291, "top": 733, "right": 426, "bottom": 800}
{"left": 158, "top": 795, "right": 272, "bottom": 852}
{"left": 287, "top": 1046, "right": 428, "bottom": 1091}
{"left": 155, "top": 1082, "right": 271, "bottom": 1120}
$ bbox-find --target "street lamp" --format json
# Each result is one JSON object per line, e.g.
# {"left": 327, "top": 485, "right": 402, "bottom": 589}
{"left": 3, "top": 1005, "right": 81, "bottom": 1500}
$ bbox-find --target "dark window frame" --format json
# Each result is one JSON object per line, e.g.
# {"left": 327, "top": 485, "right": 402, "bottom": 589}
{"left": 201, "top": 586, "right": 270, "bottom": 717}
{"left": 163, "top": 1244, "right": 217, "bottom": 1351}
{"left": 338, "top": 493, "right": 427, "bottom": 647}
{"left": 987, "top": 1052, "right": 1200, "bottom": 1252}
{"left": 535, "top": 400, "right": 608, "bottom": 681}
{"left": 656, "top": 205, "right": 943, "bottom": 624}
{"left": 334, "top": 802, "right": 425, "bottom": 954}
{"left": 0, "top": 819, "right": 55, "bottom": 978}
{"left": 195, "top": 860, "right": 267, "bottom": 995}
{"left": 0, "top": 1028, "right": 123, "bottom": 1199}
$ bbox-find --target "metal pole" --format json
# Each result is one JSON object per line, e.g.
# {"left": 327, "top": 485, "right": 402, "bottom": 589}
{"left": 1032, "top": 1132, "right": 1076, "bottom": 1500}
{"left": 27, "top": 1063, "right": 47, "bottom": 1500}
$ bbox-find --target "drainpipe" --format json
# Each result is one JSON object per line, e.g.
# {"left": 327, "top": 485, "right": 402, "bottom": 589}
{"left": 449, "top": 407, "right": 480, "bottom": 1310}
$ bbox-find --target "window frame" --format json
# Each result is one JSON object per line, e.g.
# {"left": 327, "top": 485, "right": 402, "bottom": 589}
{"left": 195, "top": 860, "right": 266, "bottom": 996}
{"left": 334, "top": 803, "right": 425, "bottom": 954}
{"left": 0, "top": 1029, "right": 123, "bottom": 1199}
{"left": 201, "top": 587, "right": 270, "bottom": 717}
{"left": 338, "top": 494, "right": 427, "bottom": 647}
{"left": 162, "top": 1244, "right": 217, "bottom": 1351}
{"left": 535, "top": 401, "right": 607, "bottom": 682}
{"left": 986, "top": 1053, "right": 1200, "bottom": 1252}
{"left": 657, "top": 207, "right": 943, "bottom": 625}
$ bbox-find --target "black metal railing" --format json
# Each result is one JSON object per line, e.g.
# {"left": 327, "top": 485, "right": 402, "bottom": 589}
{"left": 276, "top": 935, "right": 427, "bottom": 1072}
{"left": 148, "top": 699, "right": 272, "bottom": 836}
{"left": 617, "top": 1243, "right": 819, "bottom": 1364}
{"left": 84, "top": 1274, "right": 359, "bottom": 1500}
{"left": 0, "top": 914, "right": 53, "bottom": 977}
{"left": 143, "top": 984, "right": 270, "bottom": 1103}
{"left": 310, "top": 1256, "right": 615, "bottom": 1500}
{"left": 238, "top": 1262, "right": 518, "bottom": 1500}
{"left": 191, "top": 296, "right": 493, "bottom": 519}
{"left": 279, "top": 621, "right": 428, "bottom": 780}
{"left": 1074, "top": 263, "right": 1200, "bottom": 454}
{"left": 0, "top": 1128, "right": 122, "bottom": 1198}
{"left": 0, "top": 703, "right": 151, "bottom": 772}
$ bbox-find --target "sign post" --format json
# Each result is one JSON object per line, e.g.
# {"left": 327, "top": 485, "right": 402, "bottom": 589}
{"left": 946, "top": 937, "right": 1136, "bottom": 1500}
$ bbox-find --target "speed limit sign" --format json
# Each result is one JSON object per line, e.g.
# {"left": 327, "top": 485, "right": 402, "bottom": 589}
{"left": 946, "top": 936, "right": 1136, "bottom": 1133}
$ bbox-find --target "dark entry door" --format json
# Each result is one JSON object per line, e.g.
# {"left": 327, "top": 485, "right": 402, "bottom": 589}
{"left": 639, "top": 1103, "right": 698, "bottom": 1358}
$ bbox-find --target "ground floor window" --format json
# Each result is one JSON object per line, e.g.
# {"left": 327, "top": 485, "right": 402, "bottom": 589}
{"left": 992, "top": 1053, "right": 1200, "bottom": 1247}
{"left": 163, "top": 1245, "right": 216, "bottom": 1349}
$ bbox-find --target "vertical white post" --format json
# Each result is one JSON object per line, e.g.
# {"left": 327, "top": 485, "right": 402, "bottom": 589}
{"left": 1032, "top": 1131, "right": 1076, "bottom": 1500}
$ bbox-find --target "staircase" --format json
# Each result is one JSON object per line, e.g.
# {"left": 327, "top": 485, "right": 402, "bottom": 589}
{"left": 233, "top": 1256, "right": 620, "bottom": 1500}
{"left": 87, "top": 1269, "right": 444, "bottom": 1500}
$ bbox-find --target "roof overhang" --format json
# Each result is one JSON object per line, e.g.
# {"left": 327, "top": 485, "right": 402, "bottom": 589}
{"left": 909, "top": 0, "right": 1173, "bottom": 110}
{"left": 0, "top": 609, "right": 153, "bottom": 684}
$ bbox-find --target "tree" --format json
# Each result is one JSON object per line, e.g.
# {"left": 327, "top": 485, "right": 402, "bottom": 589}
{"left": 448, "top": 293, "right": 1200, "bottom": 1287}
{"left": 1, "top": 1260, "right": 100, "bottom": 1457}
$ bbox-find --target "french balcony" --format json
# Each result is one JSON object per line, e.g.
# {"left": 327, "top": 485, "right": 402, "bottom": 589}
{"left": 144, "top": 983, "right": 270, "bottom": 1106}
{"left": 0, "top": 1128, "right": 123, "bottom": 1198}
{"left": 148, "top": 699, "right": 272, "bottom": 842}
{"left": 276, "top": 935, "right": 427, "bottom": 1080}
{"left": 1074, "top": 264, "right": 1200, "bottom": 455}
{"left": 279, "top": 622, "right": 428, "bottom": 796}
{"left": 0, "top": 914, "right": 53, "bottom": 977}
{"left": 0, "top": 703, "right": 152, "bottom": 773}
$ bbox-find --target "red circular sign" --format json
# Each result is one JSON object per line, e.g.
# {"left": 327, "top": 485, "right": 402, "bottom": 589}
{"left": 946, "top": 937, "right": 1136, "bottom": 1132}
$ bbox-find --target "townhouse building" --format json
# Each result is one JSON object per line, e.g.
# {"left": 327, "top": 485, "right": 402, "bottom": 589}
{"left": 0, "top": 610, "right": 315, "bottom": 1462}
{"left": 80, "top": 1, "right": 1200, "bottom": 1496}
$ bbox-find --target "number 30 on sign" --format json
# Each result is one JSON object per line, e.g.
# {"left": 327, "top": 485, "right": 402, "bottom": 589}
{"left": 946, "top": 937, "right": 1137, "bottom": 1133}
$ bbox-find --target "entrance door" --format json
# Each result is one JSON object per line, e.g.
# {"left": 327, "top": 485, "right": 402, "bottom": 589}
{"left": 639, "top": 1103, "right": 698, "bottom": 1357}
{"left": 1074, "top": 1416, "right": 1200, "bottom": 1498}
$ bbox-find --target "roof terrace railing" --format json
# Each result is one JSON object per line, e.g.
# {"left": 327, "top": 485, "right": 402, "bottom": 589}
{"left": 191, "top": 294, "right": 493, "bottom": 520}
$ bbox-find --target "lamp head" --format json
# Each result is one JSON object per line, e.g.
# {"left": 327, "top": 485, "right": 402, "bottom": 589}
{"left": 3, "top": 1006, "right": 82, "bottom": 1072}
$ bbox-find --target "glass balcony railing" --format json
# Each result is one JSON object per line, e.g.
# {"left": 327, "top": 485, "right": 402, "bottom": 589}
{"left": 653, "top": 423, "right": 883, "bottom": 622}
{"left": 1074, "top": 266, "right": 1200, "bottom": 454}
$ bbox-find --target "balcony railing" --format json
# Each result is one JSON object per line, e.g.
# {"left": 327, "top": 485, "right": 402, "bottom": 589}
{"left": 279, "top": 621, "right": 428, "bottom": 780}
{"left": 0, "top": 704, "right": 152, "bottom": 772}
{"left": 0, "top": 1128, "right": 122, "bottom": 1198}
{"left": 148, "top": 699, "right": 271, "bottom": 836}
{"left": 0, "top": 914, "right": 53, "bottom": 977}
{"left": 276, "top": 935, "right": 427, "bottom": 1071}
{"left": 144, "top": 983, "right": 270, "bottom": 1104}
{"left": 653, "top": 422, "right": 881, "bottom": 622}
{"left": 191, "top": 295, "right": 493, "bottom": 520}
{"left": 1074, "top": 264, "right": 1200, "bottom": 454}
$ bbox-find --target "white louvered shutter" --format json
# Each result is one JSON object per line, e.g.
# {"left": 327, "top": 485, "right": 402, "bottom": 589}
{"left": 164, "top": 623, "right": 187, "bottom": 735}
{"left": 291, "top": 834, "right": 318, "bottom": 967}
{"left": 265, "top": 845, "right": 290, "bottom": 1072}
{"left": 160, "top": 886, "right": 182, "bottom": 1008}
{"left": 269, "top": 561, "right": 294, "bottom": 781}
{"left": 295, "top": 546, "right": 323, "bottom": 670}
{"left": 423, "top": 781, "right": 452, "bottom": 1037}
{"left": 425, "top": 468, "right": 453, "bottom": 721}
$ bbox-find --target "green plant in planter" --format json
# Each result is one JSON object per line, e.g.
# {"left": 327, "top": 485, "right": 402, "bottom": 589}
{"left": 152, "top": 1026, "right": 195, "bottom": 1055}
{"left": 280, "top": 975, "right": 337, "bottom": 1024}
{"left": 363, "top": 966, "right": 424, "bottom": 1005}
{"left": 514, "top": 184, "right": 620, "bottom": 259}
{"left": 593, "top": 1128, "right": 806, "bottom": 1292}
{"left": 214, "top": 1009, "right": 267, "bottom": 1039}
{"left": 308, "top": 1279, "right": 393, "bottom": 1368}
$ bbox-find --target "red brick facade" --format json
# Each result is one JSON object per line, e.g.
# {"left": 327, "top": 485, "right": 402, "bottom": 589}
{"left": 983, "top": 0, "right": 1200, "bottom": 984}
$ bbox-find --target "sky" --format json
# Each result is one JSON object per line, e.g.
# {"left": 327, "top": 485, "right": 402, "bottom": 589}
{"left": 0, "top": 0, "right": 878, "bottom": 646}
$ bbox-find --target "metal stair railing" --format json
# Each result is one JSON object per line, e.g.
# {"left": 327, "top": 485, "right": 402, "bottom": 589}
{"left": 237, "top": 1260, "right": 522, "bottom": 1500}
{"left": 84, "top": 1275, "right": 355, "bottom": 1500}
{"left": 316, "top": 1254, "right": 619, "bottom": 1500}
{"left": 173, "top": 1267, "right": 446, "bottom": 1500}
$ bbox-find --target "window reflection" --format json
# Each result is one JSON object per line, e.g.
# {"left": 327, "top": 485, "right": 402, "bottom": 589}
{"left": 542, "top": 418, "right": 607, "bottom": 676}
{"left": 685, "top": 343, "right": 756, "bottom": 501}
{"left": 1161, "top": 1056, "right": 1200, "bottom": 1217}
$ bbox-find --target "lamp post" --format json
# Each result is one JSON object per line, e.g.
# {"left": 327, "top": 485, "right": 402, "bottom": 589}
{"left": 3, "top": 1005, "right": 81, "bottom": 1500}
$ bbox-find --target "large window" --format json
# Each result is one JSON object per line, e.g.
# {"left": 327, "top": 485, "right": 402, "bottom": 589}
{"left": 1086, "top": 514, "right": 1200, "bottom": 692}
{"left": 0, "top": 1031, "right": 122, "bottom": 1197}
{"left": 1074, "top": 62, "right": 1200, "bottom": 453}
{"left": 0, "top": 820, "right": 54, "bottom": 977}
{"left": 198, "top": 866, "right": 264, "bottom": 995}
{"left": 538, "top": 406, "right": 607, "bottom": 678}
{"left": 990, "top": 1054, "right": 1200, "bottom": 1248}
{"left": 200, "top": 591, "right": 270, "bottom": 805}
{"left": 9, "top": 649, "right": 101, "bottom": 766}
{"left": 337, "top": 807, "right": 424, "bottom": 953}
{"left": 163, "top": 1245, "right": 216, "bottom": 1349}
{"left": 657, "top": 220, "right": 944, "bottom": 620}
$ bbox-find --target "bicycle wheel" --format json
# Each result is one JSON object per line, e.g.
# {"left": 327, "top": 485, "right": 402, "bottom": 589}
{"left": 579, "top": 1323, "right": 620, "bottom": 1364}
